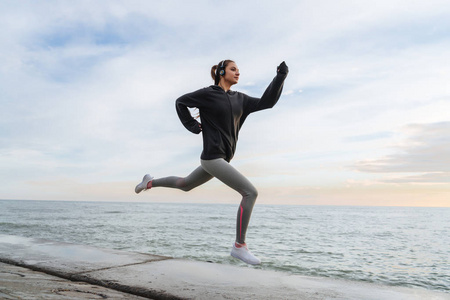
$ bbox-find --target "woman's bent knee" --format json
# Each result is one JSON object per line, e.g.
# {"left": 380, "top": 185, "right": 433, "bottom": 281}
{"left": 176, "top": 178, "right": 191, "bottom": 191}
{"left": 246, "top": 188, "right": 258, "bottom": 202}
{"left": 181, "top": 186, "right": 193, "bottom": 192}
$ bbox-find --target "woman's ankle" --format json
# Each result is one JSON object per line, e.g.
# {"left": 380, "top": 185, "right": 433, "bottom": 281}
{"left": 235, "top": 242, "right": 246, "bottom": 248}
{"left": 146, "top": 180, "right": 153, "bottom": 189}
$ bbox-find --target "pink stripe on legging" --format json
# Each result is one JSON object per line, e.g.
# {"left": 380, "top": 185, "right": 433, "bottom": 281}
{"left": 239, "top": 204, "right": 243, "bottom": 240}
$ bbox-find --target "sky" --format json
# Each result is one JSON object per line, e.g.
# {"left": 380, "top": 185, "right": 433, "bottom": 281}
{"left": 1, "top": 1, "right": 449, "bottom": 206}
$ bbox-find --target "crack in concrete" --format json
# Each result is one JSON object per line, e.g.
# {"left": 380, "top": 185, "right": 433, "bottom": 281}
{"left": 1, "top": 259, "right": 182, "bottom": 300}
{"left": 71, "top": 257, "right": 172, "bottom": 276}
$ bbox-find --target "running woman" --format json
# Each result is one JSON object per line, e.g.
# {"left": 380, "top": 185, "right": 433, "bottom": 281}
{"left": 135, "top": 60, "right": 289, "bottom": 264}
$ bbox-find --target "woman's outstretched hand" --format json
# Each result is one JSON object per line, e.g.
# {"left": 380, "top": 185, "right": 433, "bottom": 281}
{"left": 277, "top": 61, "right": 289, "bottom": 75}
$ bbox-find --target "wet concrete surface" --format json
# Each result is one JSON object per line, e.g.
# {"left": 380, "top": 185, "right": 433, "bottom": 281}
{"left": 0, "top": 235, "right": 168, "bottom": 275}
{"left": 0, "top": 262, "right": 148, "bottom": 299}
{"left": 0, "top": 234, "right": 449, "bottom": 300}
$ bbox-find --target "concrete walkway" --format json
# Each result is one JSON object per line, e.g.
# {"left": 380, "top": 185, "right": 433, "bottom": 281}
{"left": 0, "top": 234, "right": 448, "bottom": 300}
{"left": 0, "top": 262, "right": 148, "bottom": 299}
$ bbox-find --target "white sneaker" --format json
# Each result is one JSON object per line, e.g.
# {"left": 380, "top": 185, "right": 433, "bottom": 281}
{"left": 230, "top": 243, "right": 261, "bottom": 265}
{"left": 135, "top": 174, "right": 154, "bottom": 194}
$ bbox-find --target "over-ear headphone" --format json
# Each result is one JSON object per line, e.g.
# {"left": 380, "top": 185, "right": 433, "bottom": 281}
{"left": 218, "top": 60, "right": 226, "bottom": 76}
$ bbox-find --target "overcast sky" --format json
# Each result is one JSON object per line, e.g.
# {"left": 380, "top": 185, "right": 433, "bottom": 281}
{"left": 1, "top": 1, "right": 449, "bottom": 206}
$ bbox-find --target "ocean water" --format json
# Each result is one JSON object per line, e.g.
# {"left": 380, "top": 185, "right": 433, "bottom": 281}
{"left": 0, "top": 200, "right": 449, "bottom": 293}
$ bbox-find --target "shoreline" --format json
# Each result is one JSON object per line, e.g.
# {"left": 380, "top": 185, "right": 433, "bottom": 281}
{"left": 1, "top": 234, "right": 448, "bottom": 300}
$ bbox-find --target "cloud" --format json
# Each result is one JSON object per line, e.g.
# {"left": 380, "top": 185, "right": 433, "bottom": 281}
{"left": 353, "top": 122, "right": 450, "bottom": 183}
{"left": 381, "top": 172, "right": 450, "bottom": 184}
{"left": 344, "top": 132, "right": 394, "bottom": 143}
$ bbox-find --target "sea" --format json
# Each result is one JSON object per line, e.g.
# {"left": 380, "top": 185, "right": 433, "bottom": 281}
{"left": 0, "top": 200, "right": 449, "bottom": 294}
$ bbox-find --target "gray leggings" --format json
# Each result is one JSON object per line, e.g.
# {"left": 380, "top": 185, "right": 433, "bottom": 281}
{"left": 152, "top": 158, "right": 258, "bottom": 244}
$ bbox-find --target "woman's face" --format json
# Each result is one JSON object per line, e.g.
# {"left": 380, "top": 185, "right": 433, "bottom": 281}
{"left": 223, "top": 62, "right": 240, "bottom": 85}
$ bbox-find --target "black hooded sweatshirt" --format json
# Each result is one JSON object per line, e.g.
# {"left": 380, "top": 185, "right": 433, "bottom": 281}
{"left": 176, "top": 71, "right": 287, "bottom": 162}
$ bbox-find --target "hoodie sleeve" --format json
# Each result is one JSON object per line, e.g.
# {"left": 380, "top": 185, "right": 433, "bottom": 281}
{"left": 175, "top": 89, "right": 204, "bottom": 134}
{"left": 244, "top": 71, "right": 288, "bottom": 115}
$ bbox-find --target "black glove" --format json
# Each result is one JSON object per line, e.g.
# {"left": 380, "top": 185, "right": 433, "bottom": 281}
{"left": 277, "top": 61, "right": 289, "bottom": 75}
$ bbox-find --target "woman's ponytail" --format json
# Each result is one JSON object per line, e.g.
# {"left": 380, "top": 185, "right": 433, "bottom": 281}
{"left": 211, "top": 65, "right": 219, "bottom": 85}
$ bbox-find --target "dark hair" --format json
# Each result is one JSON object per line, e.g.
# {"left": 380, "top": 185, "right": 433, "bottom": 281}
{"left": 210, "top": 59, "right": 234, "bottom": 85}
